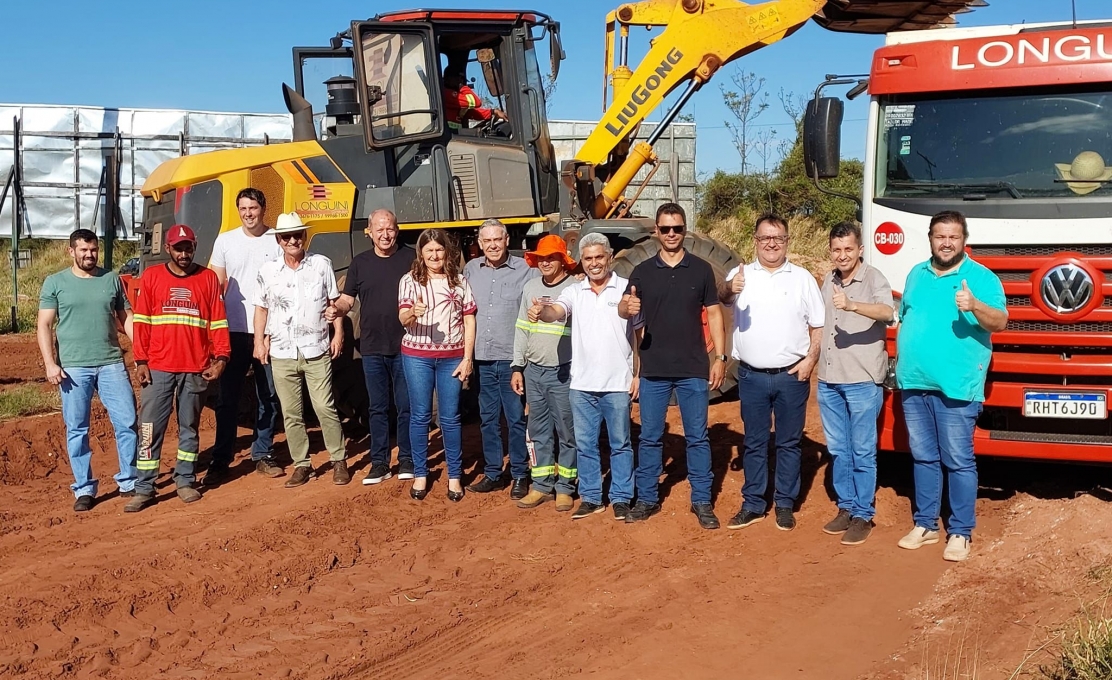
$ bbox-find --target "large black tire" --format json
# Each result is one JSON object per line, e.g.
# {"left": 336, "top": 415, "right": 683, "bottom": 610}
{"left": 611, "top": 232, "right": 741, "bottom": 399}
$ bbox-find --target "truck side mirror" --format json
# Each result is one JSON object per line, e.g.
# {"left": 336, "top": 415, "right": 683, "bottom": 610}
{"left": 803, "top": 96, "right": 844, "bottom": 179}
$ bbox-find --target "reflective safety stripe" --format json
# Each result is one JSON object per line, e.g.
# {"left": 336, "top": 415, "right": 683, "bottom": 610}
{"left": 136, "top": 459, "right": 160, "bottom": 470}
{"left": 448, "top": 121, "right": 462, "bottom": 130}
{"left": 557, "top": 465, "right": 578, "bottom": 479}
{"left": 514, "top": 319, "right": 570, "bottom": 337}
{"left": 132, "top": 313, "right": 151, "bottom": 323}
{"left": 177, "top": 450, "right": 198, "bottom": 462}
{"left": 531, "top": 465, "right": 556, "bottom": 478}
{"left": 135, "top": 314, "right": 209, "bottom": 329}
{"left": 463, "top": 93, "right": 478, "bottom": 110}
{"left": 209, "top": 319, "right": 228, "bottom": 330}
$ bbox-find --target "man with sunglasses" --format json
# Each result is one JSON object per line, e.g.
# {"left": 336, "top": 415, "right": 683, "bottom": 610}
{"left": 254, "top": 213, "right": 348, "bottom": 488}
{"left": 126, "top": 224, "right": 230, "bottom": 512}
{"left": 253, "top": 215, "right": 346, "bottom": 486}
{"left": 618, "top": 203, "right": 727, "bottom": 528}
{"left": 718, "top": 214, "right": 824, "bottom": 532}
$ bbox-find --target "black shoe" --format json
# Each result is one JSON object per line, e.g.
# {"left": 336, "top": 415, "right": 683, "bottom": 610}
{"left": 726, "top": 509, "right": 765, "bottom": 530}
{"left": 255, "top": 457, "right": 284, "bottom": 478}
{"left": 284, "top": 466, "right": 313, "bottom": 488}
{"left": 775, "top": 507, "right": 796, "bottom": 531}
{"left": 625, "top": 501, "right": 661, "bottom": 523}
{"left": 823, "top": 509, "right": 852, "bottom": 535}
{"left": 691, "top": 503, "right": 720, "bottom": 530}
{"left": 571, "top": 501, "right": 606, "bottom": 520}
{"left": 467, "top": 475, "right": 504, "bottom": 493}
{"left": 397, "top": 460, "right": 415, "bottom": 481}
{"left": 612, "top": 502, "right": 632, "bottom": 521}
{"left": 411, "top": 484, "right": 429, "bottom": 501}
{"left": 841, "top": 517, "right": 873, "bottom": 546}
{"left": 204, "top": 464, "right": 233, "bottom": 487}
{"left": 447, "top": 488, "right": 465, "bottom": 503}
{"left": 363, "top": 462, "right": 392, "bottom": 485}
{"left": 73, "top": 495, "right": 94, "bottom": 512}
{"left": 510, "top": 477, "right": 530, "bottom": 500}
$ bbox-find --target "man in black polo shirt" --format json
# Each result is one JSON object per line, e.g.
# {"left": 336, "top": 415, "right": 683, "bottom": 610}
{"left": 617, "top": 203, "right": 727, "bottom": 528}
{"left": 329, "top": 209, "right": 416, "bottom": 484}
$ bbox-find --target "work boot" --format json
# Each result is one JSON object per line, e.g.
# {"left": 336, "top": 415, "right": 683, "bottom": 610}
{"left": 177, "top": 486, "right": 202, "bottom": 504}
{"left": 516, "top": 489, "right": 552, "bottom": 509}
{"left": 555, "top": 494, "right": 574, "bottom": 512}
{"left": 73, "top": 495, "right": 95, "bottom": 512}
{"left": 285, "top": 466, "right": 313, "bottom": 488}
{"left": 510, "top": 477, "right": 531, "bottom": 500}
{"left": 841, "top": 517, "right": 873, "bottom": 546}
{"left": 823, "top": 509, "right": 852, "bottom": 535}
{"left": 124, "top": 494, "right": 155, "bottom": 513}
{"left": 898, "top": 526, "right": 941, "bottom": 550}
{"left": 332, "top": 460, "right": 351, "bottom": 486}
{"left": 255, "top": 457, "right": 284, "bottom": 478}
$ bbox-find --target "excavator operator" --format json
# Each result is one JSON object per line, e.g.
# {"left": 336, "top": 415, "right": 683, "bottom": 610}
{"left": 443, "top": 68, "right": 507, "bottom": 132}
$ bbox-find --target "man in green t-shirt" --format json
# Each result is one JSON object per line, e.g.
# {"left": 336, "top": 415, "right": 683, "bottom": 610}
{"left": 37, "top": 229, "right": 138, "bottom": 512}
{"left": 895, "top": 211, "right": 1007, "bottom": 563}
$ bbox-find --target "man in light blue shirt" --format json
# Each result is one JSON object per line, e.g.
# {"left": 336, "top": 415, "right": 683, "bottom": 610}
{"left": 895, "top": 210, "right": 1006, "bottom": 563}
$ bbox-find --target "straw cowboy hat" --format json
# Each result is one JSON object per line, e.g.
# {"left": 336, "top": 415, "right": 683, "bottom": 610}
{"left": 273, "top": 211, "right": 310, "bottom": 234}
{"left": 1055, "top": 151, "right": 1112, "bottom": 196}
{"left": 524, "top": 234, "right": 576, "bottom": 269}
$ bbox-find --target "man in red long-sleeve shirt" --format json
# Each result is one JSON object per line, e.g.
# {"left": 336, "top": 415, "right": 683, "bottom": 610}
{"left": 126, "top": 224, "right": 230, "bottom": 512}
{"left": 443, "top": 69, "right": 506, "bottom": 131}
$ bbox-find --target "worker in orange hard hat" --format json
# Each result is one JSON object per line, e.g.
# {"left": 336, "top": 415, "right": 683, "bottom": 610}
{"left": 511, "top": 235, "right": 578, "bottom": 511}
{"left": 443, "top": 68, "right": 506, "bottom": 131}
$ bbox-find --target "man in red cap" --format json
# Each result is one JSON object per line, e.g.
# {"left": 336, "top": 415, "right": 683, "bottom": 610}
{"left": 511, "top": 235, "right": 578, "bottom": 511}
{"left": 127, "top": 224, "right": 231, "bottom": 512}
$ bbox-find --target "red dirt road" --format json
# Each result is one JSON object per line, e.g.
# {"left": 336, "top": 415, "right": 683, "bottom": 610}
{"left": 1, "top": 334, "right": 1110, "bottom": 679}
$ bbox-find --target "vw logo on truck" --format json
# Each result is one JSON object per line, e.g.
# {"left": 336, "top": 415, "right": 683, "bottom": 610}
{"left": 1041, "top": 263, "right": 1095, "bottom": 315}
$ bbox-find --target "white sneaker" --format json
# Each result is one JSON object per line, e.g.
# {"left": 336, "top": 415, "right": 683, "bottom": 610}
{"left": 943, "top": 534, "right": 971, "bottom": 562}
{"left": 897, "top": 526, "right": 941, "bottom": 550}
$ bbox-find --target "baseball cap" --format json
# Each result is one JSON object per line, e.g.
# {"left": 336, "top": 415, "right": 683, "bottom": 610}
{"left": 166, "top": 224, "right": 197, "bottom": 247}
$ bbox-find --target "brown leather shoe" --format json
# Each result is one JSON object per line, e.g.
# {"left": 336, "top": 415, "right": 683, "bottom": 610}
{"left": 332, "top": 460, "right": 351, "bottom": 485}
{"left": 285, "top": 466, "right": 313, "bottom": 488}
{"left": 177, "top": 486, "right": 202, "bottom": 504}
{"left": 555, "top": 494, "right": 574, "bottom": 512}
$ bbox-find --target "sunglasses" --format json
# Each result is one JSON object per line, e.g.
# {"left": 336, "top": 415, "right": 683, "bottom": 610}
{"left": 657, "top": 225, "right": 686, "bottom": 235}
{"left": 278, "top": 232, "right": 306, "bottom": 242}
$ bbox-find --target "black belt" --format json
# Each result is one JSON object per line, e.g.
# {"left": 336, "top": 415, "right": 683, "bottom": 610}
{"left": 739, "top": 360, "right": 800, "bottom": 375}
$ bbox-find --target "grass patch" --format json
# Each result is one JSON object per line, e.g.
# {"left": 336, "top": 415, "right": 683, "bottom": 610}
{"left": 0, "top": 384, "right": 59, "bottom": 420}
{"left": 0, "top": 238, "right": 138, "bottom": 334}
{"left": 700, "top": 210, "right": 832, "bottom": 278}
{"left": 1040, "top": 610, "right": 1112, "bottom": 680}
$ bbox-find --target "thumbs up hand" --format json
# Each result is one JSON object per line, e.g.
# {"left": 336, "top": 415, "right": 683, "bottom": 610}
{"left": 731, "top": 271, "right": 745, "bottom": 294}
{"left": 831, "top": 281, "right": 851, "bottom": 311}
{"left": 623, "top": 285, "right": 642, "bottom": 316}
{"left": 324, "top": 300, "right": 339, "bottom": 322}
{"left": 412, "top": 291, "right": 428, "bottom": 318}
{"left": 955, "top": 279, "right": 976, "bottom": 313}
{"left": 527, "top": 297, "right": 544, "bottom": 323}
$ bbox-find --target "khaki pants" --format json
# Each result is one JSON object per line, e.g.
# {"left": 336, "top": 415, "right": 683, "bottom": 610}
{"left": 271, "top": 351, "right": 346, "bottom": 467}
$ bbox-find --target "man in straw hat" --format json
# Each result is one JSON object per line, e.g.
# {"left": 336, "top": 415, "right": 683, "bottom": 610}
{"left": 511, "top": 235, "right": 579, "bottom": 511}
{"left": 1055, "top": 151, "right": 1112, "bottom": 196}
{"left": 253, "top": 212, "right": 349, "bottom": 488}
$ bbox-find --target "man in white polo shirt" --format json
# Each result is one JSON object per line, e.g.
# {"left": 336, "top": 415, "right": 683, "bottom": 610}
{"left": 533, "top": 232, "right": 642, "bottom": 521}
{"left": 718, "top": 214, "right": 824, "bottom": 532}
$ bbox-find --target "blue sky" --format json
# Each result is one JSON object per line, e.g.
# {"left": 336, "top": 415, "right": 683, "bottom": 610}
{"left": 0, "top": 0, "right": 1106, "bottom": 176}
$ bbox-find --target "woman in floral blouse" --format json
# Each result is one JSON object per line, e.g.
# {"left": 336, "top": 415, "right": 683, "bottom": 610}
{"left": 398, "top": 229, "right": 476, "bottom": 501}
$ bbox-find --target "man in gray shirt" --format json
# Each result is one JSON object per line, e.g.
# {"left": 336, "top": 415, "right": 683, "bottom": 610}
{"left": 510, "top": 235, "right": 577, "bottom": 512}
{"left": 464, "top": 219, "right": 539, "bottom": 499}
{"left": 817, "top": 222, "right": 895, "bottom": 546}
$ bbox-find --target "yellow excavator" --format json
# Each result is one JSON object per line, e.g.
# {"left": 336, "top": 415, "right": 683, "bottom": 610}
{"left": 137, "top": 0, "right": 984, "bottom": 402}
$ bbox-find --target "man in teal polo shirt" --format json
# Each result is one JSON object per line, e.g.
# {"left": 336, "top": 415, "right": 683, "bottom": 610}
{"left": 895, "top": 210, "right": 1006, "bottom": 562}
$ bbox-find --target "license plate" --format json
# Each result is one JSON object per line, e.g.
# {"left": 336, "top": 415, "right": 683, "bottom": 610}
{"left": 1023, "top": 392, "right": 1107, "bottom": 419}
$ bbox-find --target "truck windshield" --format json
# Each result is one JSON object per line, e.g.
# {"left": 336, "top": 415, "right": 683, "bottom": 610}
{"left": 878, "top": 88, "right": 1112, "bottom": 199}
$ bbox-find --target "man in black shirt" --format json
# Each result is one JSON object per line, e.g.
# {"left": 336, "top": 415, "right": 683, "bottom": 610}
{"left": 329, "top": 209, "right": 416, "bottom": 484}
{"left": 618, "top": 203, "right": 727, "bottom": 528}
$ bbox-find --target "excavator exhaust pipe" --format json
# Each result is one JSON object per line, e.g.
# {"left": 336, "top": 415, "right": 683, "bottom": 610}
{"left": 283, "top": 83, "right": 317, "bottom": 142}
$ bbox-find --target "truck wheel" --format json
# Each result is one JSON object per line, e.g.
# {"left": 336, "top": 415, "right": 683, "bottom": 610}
{"left": 611, "top": 232, "right": 742, "bottom": 399}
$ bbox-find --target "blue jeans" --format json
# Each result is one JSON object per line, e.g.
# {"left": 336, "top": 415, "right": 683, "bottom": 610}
{"left": 901, "top": 390, "right": 981, "bottom": 539}
{"left": 738, "top": 366, "right": 810, "bottom": 514}
{"left": 362, "top": 354, "right": 412, "bottom": 468}
{"left": 636, "top": 377, "right": 713, "bottom": 505}
{"left": 214, "top": 332, "right": 280, "bottom": 466}
{"left": 570, "top": 389, "right": 634, "bottom": 505}
{"left": 58, "top": 362, "right": 138, "bottom": 498}
{"left": 403, "top": 354, "right": 464, "bottom": 480}
{"left": 817, "top": 381, "right": 883, "bottom": 520}
{"left": 476, "top": 360, "right": 528, "bottom": 481}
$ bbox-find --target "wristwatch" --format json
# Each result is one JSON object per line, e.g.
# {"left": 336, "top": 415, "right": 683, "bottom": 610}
{"left": 715, "top": 354, "right": 728, "bottom": 362}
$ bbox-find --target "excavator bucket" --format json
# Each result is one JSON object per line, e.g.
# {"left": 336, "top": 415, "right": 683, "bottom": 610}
{"left": 814, "top": 0, "right": 988, "bottom": 33}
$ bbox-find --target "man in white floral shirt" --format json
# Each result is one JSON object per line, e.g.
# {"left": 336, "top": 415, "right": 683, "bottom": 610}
{"left": 253, "top": 212, "right": 348, "bottom": 488}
